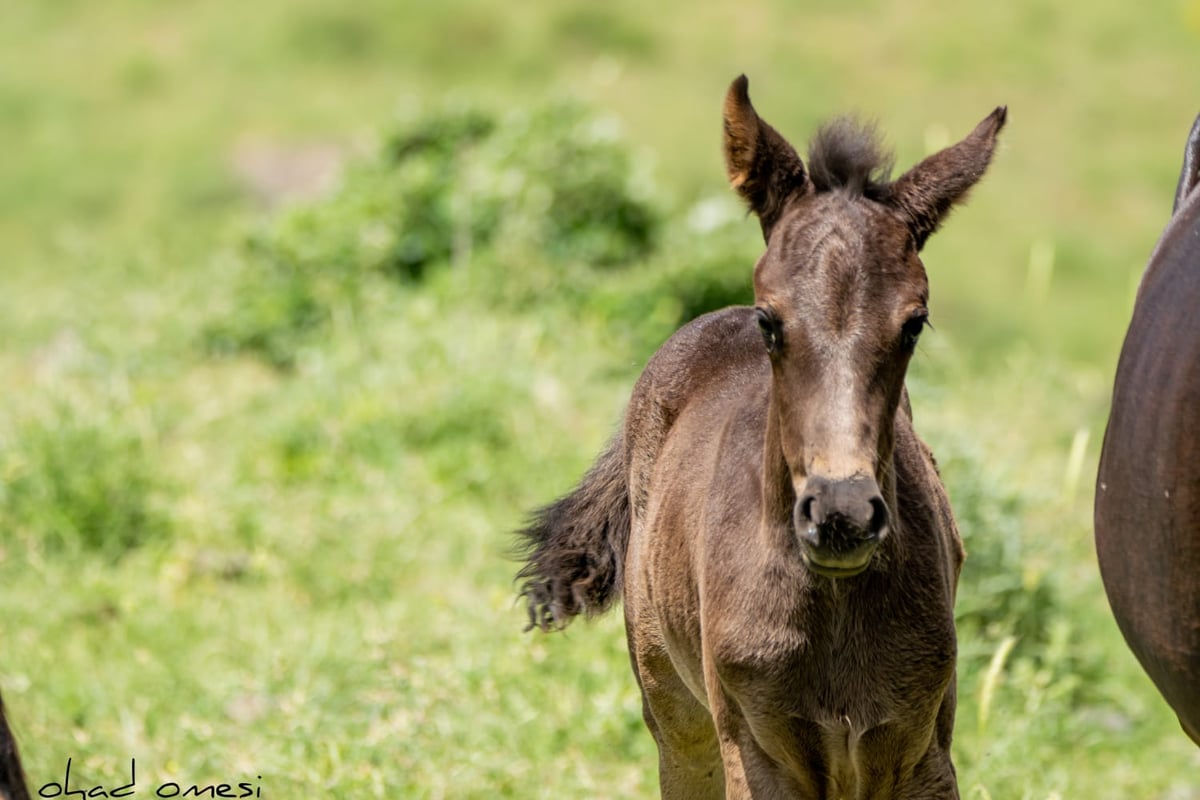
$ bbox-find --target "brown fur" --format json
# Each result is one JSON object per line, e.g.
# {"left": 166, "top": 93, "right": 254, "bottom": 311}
{"left": 0, "top": 692, "right": 29, "bottom": 800}
{"left": 517, "top": 75, "right": 1005, "bottom": 798}
{"left": 1095, "top": 110, "right": 1200, "bottom": 747}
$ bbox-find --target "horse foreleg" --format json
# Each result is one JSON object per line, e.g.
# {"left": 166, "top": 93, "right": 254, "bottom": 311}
{"left": 627, "top": 631, "right": 723, "bottom": 799}
{"left": 706, "top": 678, "right": 814, "bottom": 800}
{"left": 713, "top": 720, "right": 807, "bottom": 798}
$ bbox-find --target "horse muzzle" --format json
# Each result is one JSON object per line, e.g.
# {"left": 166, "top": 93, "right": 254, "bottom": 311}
{"left": 795, "top": 476, "right": 889, "bottom": 578}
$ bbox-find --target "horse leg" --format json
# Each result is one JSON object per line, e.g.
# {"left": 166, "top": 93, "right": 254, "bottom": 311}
{"left": 707, "top": 682, "right": 811, "bottom": 800}
{"left": 715, "top": 729, "right": 808, "bottom": 798}
{"left": 627, "top": 629, "right": 723, "bottom": 799}
{"left": 641, "top": 673, "right": 724, "bottom": 799}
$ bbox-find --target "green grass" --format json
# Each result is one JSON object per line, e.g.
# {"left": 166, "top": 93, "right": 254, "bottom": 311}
{"left": 2, "top": 1, "right": 1200, "bottom": 798}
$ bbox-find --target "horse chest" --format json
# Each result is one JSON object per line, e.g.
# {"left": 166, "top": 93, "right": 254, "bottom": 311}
{"left": 710, "top": 583, "right": 956, "bottom": 728}
{"left": 713, "top": 611, "right": 953, "bottom": 797}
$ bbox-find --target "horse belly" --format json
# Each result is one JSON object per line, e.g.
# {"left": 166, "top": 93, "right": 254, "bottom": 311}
{"left": 1096, "top": 218, "right": 1200, "bottom": 742}
{"left": 1096, "top": 411, "right": 1200, "bottom": 738}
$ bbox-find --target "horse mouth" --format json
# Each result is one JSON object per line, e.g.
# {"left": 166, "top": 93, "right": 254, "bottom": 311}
{"left": 799, "top": 535, "right": 878, "bottom": 578}
{"left": 794, "top": 512, "right": 885, "bottom": 580}
{"left": 802, "top": 555, "right": 872, "bottom": 579}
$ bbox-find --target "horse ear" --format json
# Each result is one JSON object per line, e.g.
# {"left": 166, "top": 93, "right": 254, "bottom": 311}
{"left": 1173, "top": 112, "right": 1200, "bottom": 214}
{"left": 888, "top": 106, "right": 1007, "bottom": 250}
{"left": 723, "top": 75, "right": 809, "bottom": 240}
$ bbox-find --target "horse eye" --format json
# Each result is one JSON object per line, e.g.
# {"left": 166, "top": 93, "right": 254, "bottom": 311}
{"left": 755, "top": 308, "right": 780, "bottom": 352}
{"left": 901, "top": 311, "right": 929, "bottom": 351}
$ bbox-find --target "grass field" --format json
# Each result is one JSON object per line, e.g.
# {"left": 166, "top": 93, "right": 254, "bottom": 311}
{"left": 3, "top": 2, "right": 1200, "bottom": 797}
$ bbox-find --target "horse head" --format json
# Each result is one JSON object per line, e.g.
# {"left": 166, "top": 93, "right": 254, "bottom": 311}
{"left": 722, "top": 75, "right": 1005, "bottom": 577}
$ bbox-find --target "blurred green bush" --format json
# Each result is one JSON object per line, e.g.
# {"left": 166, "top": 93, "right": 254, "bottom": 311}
{"left": 937, "top": 439, "right": 1061, "bottom": 660}
{"left": 203, "top": 96, "right": 1064, "bottom": 675}
{"left": 0, "top": 400, "right": 172, "bottom": 560}
{"left": 206, "top": 100, "right": 661, "bottom": 368}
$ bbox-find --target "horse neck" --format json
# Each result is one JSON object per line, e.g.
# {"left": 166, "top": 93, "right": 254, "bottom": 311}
{"left": 759, "top": 391, "right": 790, "bottom": 527}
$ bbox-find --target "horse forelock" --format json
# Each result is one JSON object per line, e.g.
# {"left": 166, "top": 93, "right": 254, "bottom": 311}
{"left": 807, "top": 117, "right": 895, "bottom": 199}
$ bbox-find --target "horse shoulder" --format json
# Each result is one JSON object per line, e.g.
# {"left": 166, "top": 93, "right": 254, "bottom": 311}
{"left": 621, "top": 307, "right": 770, "bottom": 705}
{"left": 624, "top": 307, "right": 765, "bottom": 515}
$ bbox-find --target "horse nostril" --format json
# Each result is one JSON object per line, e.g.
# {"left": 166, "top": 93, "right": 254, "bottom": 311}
{"left": 868, "top": 496, "right": 888, "bottom": 537}
{"left": 799, "top": 495, "right": 816, "bottom": 523}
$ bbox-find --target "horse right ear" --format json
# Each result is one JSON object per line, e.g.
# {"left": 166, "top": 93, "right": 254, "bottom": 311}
{"left": 1173, "top": 112, "right": 1200, "bottom": 214}
{"left": 886, "top": 107, "right": 1006, "bottom": 250}
{"left": 723, "top": 75, "right": 809, "bottom": 240}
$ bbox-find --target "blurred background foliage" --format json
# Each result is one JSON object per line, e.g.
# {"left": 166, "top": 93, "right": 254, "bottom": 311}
{"left": 1, "top": 0, "right": 1199, "bottom": 797}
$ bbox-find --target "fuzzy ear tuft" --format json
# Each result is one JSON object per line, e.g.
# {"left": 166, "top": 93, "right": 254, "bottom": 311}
{"left": 722, "top": 75, "right": 809, "bottom": 240}
{"left": 888, "top": 106, "right": 1007, "bottom": 250}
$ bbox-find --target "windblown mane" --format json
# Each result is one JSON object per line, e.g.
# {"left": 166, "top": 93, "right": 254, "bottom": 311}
{"left": 807, "top": 117, "right": 895, "bottom": 199}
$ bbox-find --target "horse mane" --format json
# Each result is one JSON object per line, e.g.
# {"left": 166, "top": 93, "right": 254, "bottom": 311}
{"left": 807, "top": 117, "right": 895, "bottom": 200}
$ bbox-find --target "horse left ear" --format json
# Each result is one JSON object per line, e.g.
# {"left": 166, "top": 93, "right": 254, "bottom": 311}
{"left": 888, "top": 106, "right": 1007, "bottom": 250}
